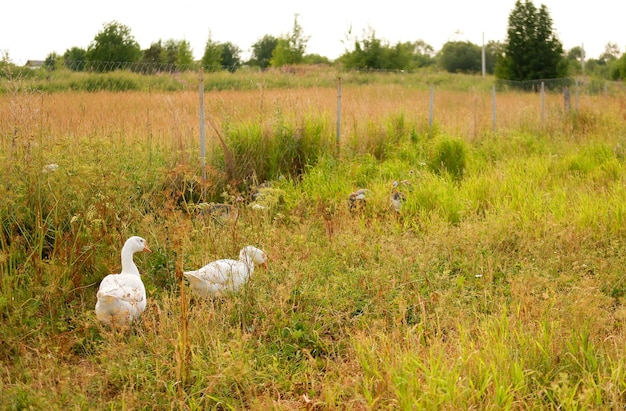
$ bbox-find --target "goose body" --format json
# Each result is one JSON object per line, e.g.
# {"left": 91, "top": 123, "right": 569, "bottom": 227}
{"left": 348, "top": 189, "right": 369, "bottom": 213}
{"left": 95, "top": 236, "right": 152, "bottom": 326}
{"left": 390, "top": 181, "right": 406, "bottom": 212}
{"left": 184, "top": 246, "right": 268, "bottom": 298}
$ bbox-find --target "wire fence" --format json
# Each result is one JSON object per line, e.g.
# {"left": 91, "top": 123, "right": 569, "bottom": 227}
{"left": 2, "top": 61, "right": 625, "bottom": 159}
{"left": 8, "top": 59, "right": 626, "bottom": 96}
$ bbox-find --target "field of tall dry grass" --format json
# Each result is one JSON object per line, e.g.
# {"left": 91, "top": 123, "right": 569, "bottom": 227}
{"left": 2, "top": 71, "right": 626, "bottom": 409}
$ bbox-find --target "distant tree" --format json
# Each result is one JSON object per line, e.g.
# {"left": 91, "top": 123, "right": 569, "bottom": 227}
{"left": 495, "top": 0, "right": 567, "bottom": 82}
{"left": 410, "top": 40, "right": 436, "bottom": 68}
{"left": 339, "top": 28, "right": 431, "bottom": 70}
{"left": 44, "top": 52, "right": 62, "bottom": 70}
{"left": 163, "top": 40, "right": 179, "bottom": 66}
{"left": 438, "top": 41, "right": 481, "bottom": 73}
{"left": 142, "top": 41, "right": 165, "bottom": 64}
{"left": 249, "top": 35, "right": 278, "bottom": 68}
{"left": 201, "top": 32, "right": 223, "bottom": 71}
{"left": 220, "top": 42, "right": 242, "bottom": 72}
{"left": 340, "top": 28, "right": 387, "bottom": 69}
{"left": 63, "top": 47, "right": 87, "bottom": 71}
{"left": 303, "top": 53, "right": 331, "bottom": 65}
{"left": 484, "top": 41, "right": 503, "bottom": 74}
{"left": 142, "top": 39, "right": 194, "bottom": 72}
{"left": 270, "top": 14, "right": 309, "bottom": 67}
{"left": 598, "top": 42, "right": 620, "bottom": 64}
{"left": 86, "top": 21, "right": 141, "bottom": 71}
{"left": 612, "top": 53, "right": 626, "bottom": 81}
{"left": 174, "top": 40, "right": 194, "bottom": 69}
{"left": 566, "top": 46, "right": 585, "bottom": 75}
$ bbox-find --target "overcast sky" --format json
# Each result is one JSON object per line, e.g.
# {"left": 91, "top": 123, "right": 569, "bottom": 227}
{"left": 2, "top": 0, "right": 623, "bottom": 64}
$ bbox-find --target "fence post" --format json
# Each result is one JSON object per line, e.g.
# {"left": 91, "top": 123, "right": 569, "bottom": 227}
{"left": 336, "top": 77, "right": 342, "bottom": 157}
{"left": 575, "top": 79, "right": 579, "bottom": 112}
{"left": 541, "top": 81, "right": 546, "bottom": 126}
{"left": 492, "top": 85, "right": 497, "bottom": 133}
{"left": 429, "top": 84, "right": 434, "bottom": 137}
{"left": 198, "top": 68, "right": 206, "bottom": 200}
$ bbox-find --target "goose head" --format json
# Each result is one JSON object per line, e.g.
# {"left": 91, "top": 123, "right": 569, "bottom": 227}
{"left": 241, "top": 245, "right": 268, "bottom": 269}
{"left": 123, "top": 236, "right": 153, "bottom": 254}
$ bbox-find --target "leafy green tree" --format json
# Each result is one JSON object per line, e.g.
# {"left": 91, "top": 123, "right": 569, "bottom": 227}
{"left": 612, "top": 53, "right": 626, "bottom": 80}
{"left": 303, "top": 53, "right": 331, "bottom": 65}
{"left": 86, "top": 21, "right": 141, "bottom": 71}
{"left": 201, "top": 33, "right": 222, "bottom": 71}
{"left": 410, "top": 40, "right": 435, "bottom": 68}
{"left": 63, "top": 47, "right": 87, "bottom": 71}
{"left": 44, "top": 52, "right": 62, "bottom": 70}
{"left": 340, "top": 28, "right": 386, "bottom": 69}
{"left": 339, "top": 28, "right": 430, "bottom": 70}
{"left": 598, "top": 42, "right": 620, "bottom": 64}
{"left": 249, "top": 35, "right": 278, "bottom": 68}
{"left": 270, "top": 14, "right": 309, "bottom": 67}
{"left": 483, "top": 41, "right": 503, "bottom": 74}
{"left": 438, "top": 41, "right": 481, "bottom": 73}
{"left": 495, "top": 0, "right": 567, "bottom": 81}
{"left": 142, "top": 39, "right": 194, "bottom": 71}
{"left": 173, "top": 40, "right": 194, "bottom": 69}
{"left": 566, "top": 46, "right": 585, "bottom": 75}
{"left": 142, "top": 41, "right": 165, "bottom": 63}
{"left": 220, "top": 42, "right": 242, "bottom": 72}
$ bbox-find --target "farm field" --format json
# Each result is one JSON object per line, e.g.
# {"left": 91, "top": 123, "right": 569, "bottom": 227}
{"left": 1, "top": 70, "right": 626, "bottom": 409}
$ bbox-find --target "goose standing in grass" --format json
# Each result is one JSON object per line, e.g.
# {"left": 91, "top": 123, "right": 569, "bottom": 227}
{"left": 196, "top": 195, "right": 244, "bottom": 224}
{"left": 183, "top": 246, "right": 268, "bottom": 299}
{"left": 95, "top": 236, "right": 152, "bottom": 326}
{"left": 390, "top": 181, "right": 406, "bottom": 212}
{"left": 348, "top": 188, "right": 369, "bottom": 213}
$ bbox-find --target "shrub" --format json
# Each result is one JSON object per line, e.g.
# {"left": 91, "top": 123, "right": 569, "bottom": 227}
{"left": 429, "top": 137, "right": 467, "bottom": 181}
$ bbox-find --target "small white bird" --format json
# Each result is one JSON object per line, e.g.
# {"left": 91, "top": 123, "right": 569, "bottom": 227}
{"left": 95, "top": 236, "right": 152, "bottom": 326}
{"left": 183, "top": 246, "right": 268, "bottom": 299}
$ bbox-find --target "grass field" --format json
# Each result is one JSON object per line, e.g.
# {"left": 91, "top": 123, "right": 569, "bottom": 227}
{"left": 2, "top": 70, "right": 626, "bottom": 409}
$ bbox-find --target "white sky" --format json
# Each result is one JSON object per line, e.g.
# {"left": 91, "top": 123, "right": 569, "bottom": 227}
{"left": 2, "top": 0, "right": 623, "bottom": 64}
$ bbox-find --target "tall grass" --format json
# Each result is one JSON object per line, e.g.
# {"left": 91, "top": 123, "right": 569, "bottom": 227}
{"left": 1, "top": 72, "right": 626, "bottom": 409}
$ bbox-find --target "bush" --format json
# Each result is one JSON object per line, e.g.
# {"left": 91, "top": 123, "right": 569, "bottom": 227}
{"left": 429, "top": 137, "right": 467, "bottom": 181}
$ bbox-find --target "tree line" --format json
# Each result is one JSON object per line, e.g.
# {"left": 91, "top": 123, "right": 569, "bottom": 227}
{"left": 4, "top": 1, "right": 626, "bottom": 82}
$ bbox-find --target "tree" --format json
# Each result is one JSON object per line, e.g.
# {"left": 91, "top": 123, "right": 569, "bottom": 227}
{"left": 340, "top": 28, "right": 387, "bottom": 69}
{"left": 174, "top": 40, "right": 194, "bottom": 69}
{"left": 44, "top": 52, "right": 62, "bottom": 70}
{"left": 598, "top": 42, "right": 620, "bottom": 64}
{"left": 484, "top": 41, "right": 503, "bottom": 74}
{"left": 142, "top": 41, "right": 165, "bottom": 64}
{"left": 220, "top": 42, "right": 242, "bottom": 72}
{"left": 63, "top": 47, "right": 87, "bottom": 71}
{"left": 612, "top": 53, "right": 626, "bottom": 81}
{"left": 270, "top": 14, "right": 309, "bottom": 67}
{"left": 143, "top": 39, "right": 194, "bottom": 72}
{"left": 249, "top": 35, "right": 278, "bottom": 69}
{"left": 566, "top": 46, "right": 585, "bottom": 75}
{"left": 339, "top": 28, "right": 431, "bottom": 70}
{"left": 201, "top": 32, "right": 222, "bottom": 71}
{"left": 410, "top": 40, "right": 436, "bottom": 68}
{"left": 86, "top": 21, "right": 141, "bottom": 71}
{"left": 438, "top": 41, "right": 481, "bottom": 73}
{"left": 495, "top": 0, "right": 567, "bottom": 82}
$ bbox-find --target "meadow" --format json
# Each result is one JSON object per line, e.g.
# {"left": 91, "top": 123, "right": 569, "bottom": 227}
{"left": 1, "top": 68, "right": 626, "bottom": 410}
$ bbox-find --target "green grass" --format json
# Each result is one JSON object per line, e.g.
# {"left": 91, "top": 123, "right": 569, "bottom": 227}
{"left": 2, "top": 71, "right": 626, "bottom": 409}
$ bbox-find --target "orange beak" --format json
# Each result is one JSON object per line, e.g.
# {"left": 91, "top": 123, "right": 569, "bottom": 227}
{"left": 144, "top": 245, "right": 153, "bottom": 253}
{"left": 262, "top": 261, "right": 268, "bottom": 269}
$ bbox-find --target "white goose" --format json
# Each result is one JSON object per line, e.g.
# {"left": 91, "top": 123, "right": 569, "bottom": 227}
{"left": 95, "top": 236, "right": 152, "bottom": 326}
{"left": 183, "top": 246, "right": 268, "bottom": 298}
